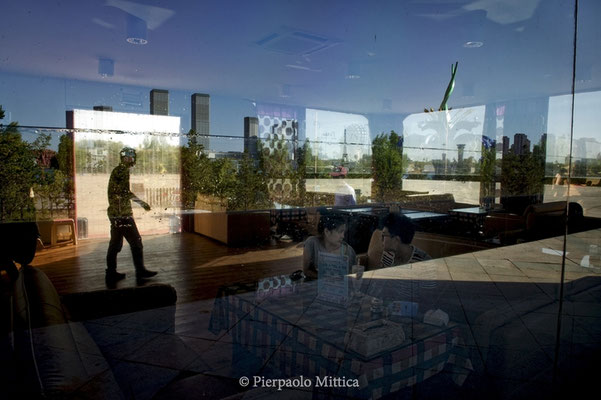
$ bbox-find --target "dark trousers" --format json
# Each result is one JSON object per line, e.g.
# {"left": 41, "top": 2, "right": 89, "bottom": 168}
{"left": 106, "top": 217, "right": 144, "bottom": 272}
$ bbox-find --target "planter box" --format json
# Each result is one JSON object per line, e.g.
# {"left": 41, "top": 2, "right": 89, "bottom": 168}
{"left": 194, "top": 194, "right": 271, "bottom": 246}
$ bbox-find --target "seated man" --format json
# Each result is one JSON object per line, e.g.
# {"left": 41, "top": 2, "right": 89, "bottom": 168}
{"left": 366, "top": 212, "right": 431, "bottom": 270}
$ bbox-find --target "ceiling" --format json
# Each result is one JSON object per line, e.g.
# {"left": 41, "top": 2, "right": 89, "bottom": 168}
{"left": 1, "top": 0, "right": 600, "bottom": 116}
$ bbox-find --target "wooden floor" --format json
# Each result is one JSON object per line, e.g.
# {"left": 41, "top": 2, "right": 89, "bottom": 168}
{"left": 31, "top": 232, "right": 304, "bottom": 304}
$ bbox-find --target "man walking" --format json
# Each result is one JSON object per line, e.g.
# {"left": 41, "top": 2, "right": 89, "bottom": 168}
{"left": 106, "top": 147, "right": 157, "bottom": 282}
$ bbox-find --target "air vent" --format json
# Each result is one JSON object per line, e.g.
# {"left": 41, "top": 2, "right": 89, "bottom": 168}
{"left": 255, "top": 28, "right": 339, "bottom": 55}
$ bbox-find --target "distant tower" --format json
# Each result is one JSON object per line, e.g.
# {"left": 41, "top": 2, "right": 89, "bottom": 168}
{"left": 513, "top": 133, "right": 530, "bottom": 155}
{"left": 150, "top": 89, "right": 169, "bottom": 115}
{"left": 342, "top": 129, "right": 348, "bottom": 163}
{"left": 457, "top": 144, "right": 465, "bottom": 164}
{"left": 191, "top": 93, "right": 210, "bottom": 149}
{"left": 502, "top": 136, "right": 510, "bottom": 155}
{"left": 244, "top": 117, "right": 259, "bottom": 159}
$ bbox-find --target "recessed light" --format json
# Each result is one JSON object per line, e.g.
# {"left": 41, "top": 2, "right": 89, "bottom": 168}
{"left": 126, "top": 37, "right": 148, "bottom": 45}
{"left": 463, "top": 41, "right": 483, "bottom": 48}
{"left": 126, "top": 14, "right": 148, "bottom": 45}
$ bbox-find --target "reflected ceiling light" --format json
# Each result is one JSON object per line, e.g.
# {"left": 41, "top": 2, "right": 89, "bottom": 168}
{"left": 285, "top": 64, "right": 322, "bottom": 72}
{"left": 126, "top": 14, "right": 148, "bottom": 45}
{"left": 98, "top": 58, "right": 114, "bottom": 77}
{"left": 92, "top": 18, "right": 115, "bottom": 29}
{"left": 463, "top": 41, "right": 483, "bottom": 48}
{"left": 345, "top": 62, "right": 361, "bottom": 79}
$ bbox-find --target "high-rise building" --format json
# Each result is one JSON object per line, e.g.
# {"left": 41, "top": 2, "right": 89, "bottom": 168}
{"left": 150, "top": 89, "right": 169, "bottom": 115}
{"left": 502, "top": 136, "right": 510, "bottom": 155}
{"left": 191, "top": 93, "right": 210, "bottom": 149}
{"left": 513, "top": 133, "right": 531, "bottom": 155}
{"left": 244, "top": 117, "right": 259, "bottom": 158}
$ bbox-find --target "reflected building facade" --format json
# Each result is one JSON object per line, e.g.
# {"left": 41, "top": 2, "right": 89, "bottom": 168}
{"left": 150, "top": 89, "right": 169, "bottom": 116}
{"left": 244, "top": 116, "right": 259, "bottom": 159}
{"left": 191, "top": 93, "right": 210, "bottom": 149}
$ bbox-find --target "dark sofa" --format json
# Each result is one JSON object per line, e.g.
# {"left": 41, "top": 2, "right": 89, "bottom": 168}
{"left": 0, "top": 222, "right": 177, "bottom": 398}
{"left": 2, "top": 264, "right": 177, "bottom": 399}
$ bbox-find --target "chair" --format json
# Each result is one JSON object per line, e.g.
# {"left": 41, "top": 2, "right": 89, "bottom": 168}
{"left": 483, "top": 201, "right": 569, "bottom": 244}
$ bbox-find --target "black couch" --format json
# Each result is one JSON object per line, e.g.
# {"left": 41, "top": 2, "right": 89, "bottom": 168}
{"left": 0, "top": 222, "right": 177, "bottom": 399}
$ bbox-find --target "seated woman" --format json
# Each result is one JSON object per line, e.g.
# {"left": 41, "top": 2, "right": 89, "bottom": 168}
{"left": 366, "top": 212, "right": 431, "bottom": 270}
{"left": 303, "top": 211, "right": 356, "bottom": 280}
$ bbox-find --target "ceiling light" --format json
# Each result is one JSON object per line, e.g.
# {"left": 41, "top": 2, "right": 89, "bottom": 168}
{"left": 126, "top": 14, "right": 148, "bottom": 45}
{"left": 463, "top": 41, "right": 483, "bottom": 48}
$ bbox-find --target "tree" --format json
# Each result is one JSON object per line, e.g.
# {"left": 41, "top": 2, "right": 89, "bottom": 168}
{"left": 34, "top": 170, "right": 68, "bottom": 219}
{"left": 229, "top": 153, "right": 271, "bottom": 210}
{"left": 135, "top": 135, "right": 179, "bottom": 175}
{"left": 500, "top": 143, "right": 546, "bottom": 210}
{"left": 0, "top": 105, "right": 39, "bottom": 222}
{"left": 293, "top": 140, "right": 311, "bottom": 205}
{"left": 479, "top": 139, "right": 497, "bottom": 207}
{"left": 208, "top": 158, "right": 237, "bottom": 208}
{"left": 371, "top": 130, "right": 405, "bottom": 202}
{"left": 180, "top": 130, "right": 211, "bottom": 209}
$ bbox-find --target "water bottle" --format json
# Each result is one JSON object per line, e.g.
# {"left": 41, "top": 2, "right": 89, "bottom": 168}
{"left": 370, "top": 298, "right": 384, "bottom": 320}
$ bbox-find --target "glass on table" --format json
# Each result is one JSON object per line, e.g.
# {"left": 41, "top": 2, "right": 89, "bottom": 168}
{"left": 350, "top": 264, "right": 365, "bottom": 298}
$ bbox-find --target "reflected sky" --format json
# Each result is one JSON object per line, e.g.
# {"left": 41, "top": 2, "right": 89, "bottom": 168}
{"left": 0, "top": 1, "right": 599, "bottom": 159}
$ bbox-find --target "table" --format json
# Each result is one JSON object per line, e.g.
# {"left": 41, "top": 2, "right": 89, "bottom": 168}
{"left": 403, "top": 211, "right": 448, "bottom": 221}
{"left": 449, "top": 207, "right": 490, "bottom": 235}
{"left": 211, "top": 278, "right": 472, "bottom": 399}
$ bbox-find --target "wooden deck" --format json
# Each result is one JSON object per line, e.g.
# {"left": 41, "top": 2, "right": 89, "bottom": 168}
{"left": 31, "top": 232, "right": 304, "bottom": 304}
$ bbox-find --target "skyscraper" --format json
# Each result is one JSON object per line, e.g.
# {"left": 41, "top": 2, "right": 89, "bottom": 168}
{"left": 244, "top": 117, "right": 259, "bottom": 158}
{"left": 150, "top": 89, "right": 169, "bottom": 115}
{"left": 502, "top": 136, "right": 510, "bottom": 155}
{"left": 191, "top": 93, "right": 210, "bottom": 149}
{"left": 513, "top": 133, "right": 531, "bottom": 155}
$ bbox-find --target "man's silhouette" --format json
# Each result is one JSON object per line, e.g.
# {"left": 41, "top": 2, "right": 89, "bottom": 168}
{"left": 106, "top": 147, "right": 157, "bottom": 282}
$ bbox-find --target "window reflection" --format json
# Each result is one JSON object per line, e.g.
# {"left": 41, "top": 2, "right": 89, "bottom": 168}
{"left": 2, "top": 1, "right": 601, "bottom": 399}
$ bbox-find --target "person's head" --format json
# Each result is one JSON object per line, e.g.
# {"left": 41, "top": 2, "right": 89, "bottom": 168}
{"left": 381, "top": 212, "right": 415, "bottom": 249}
{"left": 317, "top": 210, "right": 346, "bottom": 248}
{"left": 120, "top": 147, "right": 137, "bottom": 166}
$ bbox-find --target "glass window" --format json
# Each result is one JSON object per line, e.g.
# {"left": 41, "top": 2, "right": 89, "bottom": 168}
{"left": 1, "top": 1, "right": 600, "bottom": 398}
